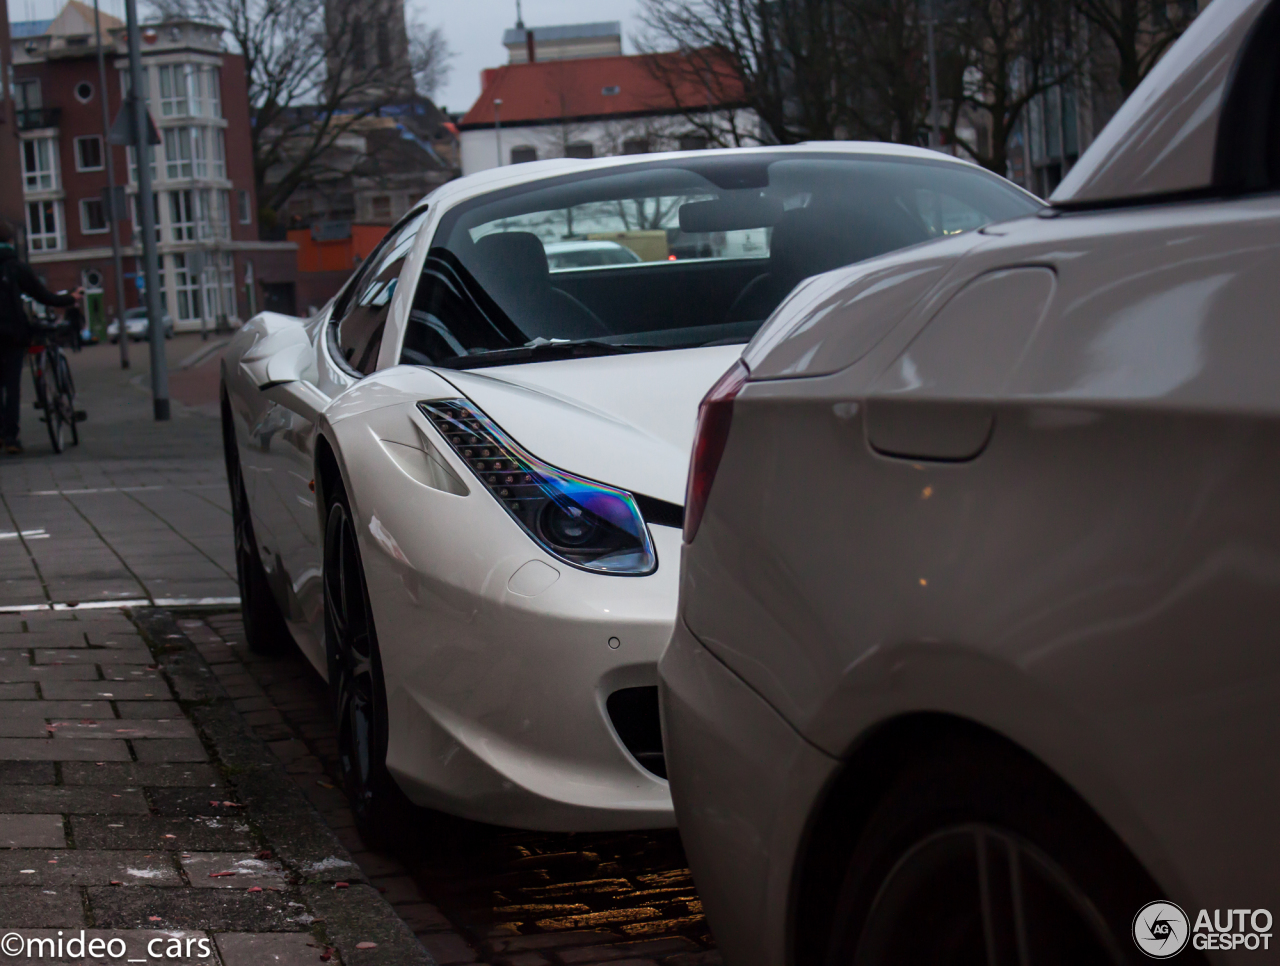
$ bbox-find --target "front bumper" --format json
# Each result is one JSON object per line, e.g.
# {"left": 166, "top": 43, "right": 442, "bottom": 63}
{"left": 659, "top": 615, "right": 838, "bottom": 966}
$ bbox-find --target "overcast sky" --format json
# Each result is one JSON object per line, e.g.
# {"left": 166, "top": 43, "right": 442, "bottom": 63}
{"left": 416, "top": 0, "right": 646, "bottom": 116}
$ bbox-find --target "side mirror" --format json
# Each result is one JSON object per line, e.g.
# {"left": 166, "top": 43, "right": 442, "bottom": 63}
{"left": 239, "top": 315, "right": 330, "bottom": 423}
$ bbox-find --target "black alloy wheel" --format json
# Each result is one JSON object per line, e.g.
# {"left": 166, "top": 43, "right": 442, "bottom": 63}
{"left": 821, "top": 731, "right": 1197, "bottom": 966}
{"left": 850, "top": 824, "right": 1128, "bottom": 965}
{"left": 221, "top": 389, "right": 291, "bottom": 654}
{"left": 323, "top": 484, "right": 409, "bottom": 849}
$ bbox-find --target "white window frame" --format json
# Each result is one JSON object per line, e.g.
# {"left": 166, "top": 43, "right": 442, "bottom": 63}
{"left": 208, "top": 67, "right": 221, "bottom": 118}
{"left": 22, "top": 137, "right": 58, "bottom": 192}
{"left": 131, "top": 192, "right": 162, "bottom": 243}
{"left": 192, "top": 127, "right": 208, "bottom": 178}
{"left": 170, "top": 189, "right": 196, "bottom": 241}
{"left": 220, "top": 251, "right": 237, "bottom": 319}
{"left": 164, "top": 128, "right": 194, "bottom": 180}
{"left": 237, "top": 189, "right": 252, "bottom": 224}
{"left": 74, "top": 135, "right": 104, "bottom": 172}
{"left": 127, "top": 145, "right": 156, "bottom": 184}
{"left": 158, "top": 64, "right": 189, "bottom": 117}
{"left": 79, "top": 197, "right": 109, "bottom": 234}
{"left": 212, "top": 128, "right": 226, "bottom": 179}
{"left": 26, "top": 199, "right": 63, "bottom": 251}
{"left": 173, "top": 253, "right": 201, "bottom": 321}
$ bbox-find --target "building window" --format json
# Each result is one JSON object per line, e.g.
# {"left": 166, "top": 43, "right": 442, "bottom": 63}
{"left": 220, "top": 252, "right": 237, "bottom": 320}
{"left": 208, "top": 67, "right": 221, "bottom": 118}
{"left": 74, "top": 81, "right": 94, "bottom": 103}
{"left": 216, "top": 190, "right": 231, "bottom": 239}
{"left": 510, "top": 145, "right": 537, "bottom": 164}
{"left": 622, "top": 137, "right": 649, "bottom": 155}
{"left": 80, "top": 197, "right": 108, "bottom": 234}
{"left": 173, "top": 253, "right": 201, "bottom": 321}
{"left": 170, "top": 190, "right": 196, "bottom": 241}
{"left": 370, "top": 195, "right": 392, "bottom": 220}
{"left": 120, "top": 66, "right": 149, "bottom": 102}
{"left": 565, "top": 142, "right": 594, "bottom": 159}
{"left": 131, "top": 192, "right": 162, "bottom": 242}
{"left": 237, "top": 190, "right": 252, "bottom": 224}
{"left": 22, "top": 137, "right": 57, "bottom": 191}
{"left": 376, "top": 21, "right": 391, "bottom": 67}
{"left": 202, "top": 257, "right": 220, "bottom": 321}
{"left": 159, "top": 64, "right": 190, "bottom": 116}
{"left": 137, "top": 256, "right": 168, "bottom": 312}
{"left": 191, "top": 127, "right": 208, "bottom": 178}
{"left": 678, "top": 135, "right": 708, "bottom": 151}
{"left": 164, "top": 128, "right": 194, "bottom": 179}
{"left": 212, "top": 128, "right": 226, "bottom": 179}
{"left": 26, "top": 200, "right": 62, "bottom": 251}
{"left": 75, "top": 135, "right": 104, "bottom": 172}
{"left": 351, "top": 21, "right": 366, "bottom": 70}
{"left": 15, "top": 79, "right": 40, "bottom": 112}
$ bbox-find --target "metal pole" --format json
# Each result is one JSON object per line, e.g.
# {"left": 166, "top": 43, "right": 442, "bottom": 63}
{"left": 93, "top": 0, "right": 129, "bottom": 368}
{"left": 493, "top": 98, "right": 503, "bottom": 167}
{"left": 926, "top": 0, "right": 940, "bottom": 150}
{"left": 123, "top": 0, "right": 168, "bottom": 420}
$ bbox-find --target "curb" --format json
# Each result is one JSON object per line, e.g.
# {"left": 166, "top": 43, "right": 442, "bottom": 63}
{"left": 132, "top": 607, "right": 435, "bottom": 966}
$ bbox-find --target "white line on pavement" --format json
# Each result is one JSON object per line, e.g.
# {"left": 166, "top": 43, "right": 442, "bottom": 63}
{"left": 0, "top": 529, "right": 49, "bottom": 540}
{"left": 0, "top": 596, "right": 239, "bottom": 614}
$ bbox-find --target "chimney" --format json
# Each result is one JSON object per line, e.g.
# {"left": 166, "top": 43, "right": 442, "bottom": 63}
{"left": 525, "top": 28, "right": 535, "bottom": 63}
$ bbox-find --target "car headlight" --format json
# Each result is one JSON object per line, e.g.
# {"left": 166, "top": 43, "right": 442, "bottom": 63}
{"left": 419, "top": 399, "right": 657, "bottom": 575}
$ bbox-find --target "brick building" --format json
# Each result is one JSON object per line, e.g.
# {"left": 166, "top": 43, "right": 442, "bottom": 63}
{"left": 9, "top": 1, "right": 297, "bottom": 333}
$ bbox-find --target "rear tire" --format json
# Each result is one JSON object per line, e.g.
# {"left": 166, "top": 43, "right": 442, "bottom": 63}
{"left": 823, "top": 731, "right": 1198, "bottom": 966}
{"left": 53, "top": 353, "right": 77, "bottom": 447}
{"left": 34, "top": 363, "right": 64, "bottom": 455}
{"left": 323, "top": 477, "right": 415, "bottom": 851}
{"left": 221, "top": 388, "right": 292, "bottom": 655}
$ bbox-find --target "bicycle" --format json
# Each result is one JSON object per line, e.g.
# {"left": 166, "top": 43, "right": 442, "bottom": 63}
{"left": 27, "top": 311, "right": 84, "bottom": 454}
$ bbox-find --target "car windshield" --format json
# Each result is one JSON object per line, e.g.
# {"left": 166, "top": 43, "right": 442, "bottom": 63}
{"left": 401, "top": 153, "right": 1039, "bottom": 369}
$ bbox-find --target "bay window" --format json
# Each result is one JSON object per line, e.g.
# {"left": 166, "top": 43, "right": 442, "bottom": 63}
{"left": 26, "top": 200, "right": 62, "bottom": 251}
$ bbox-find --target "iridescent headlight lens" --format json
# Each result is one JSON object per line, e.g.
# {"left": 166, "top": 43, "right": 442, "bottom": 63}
{"left": 418, "top": 399, "right": 657, "bottom": 575}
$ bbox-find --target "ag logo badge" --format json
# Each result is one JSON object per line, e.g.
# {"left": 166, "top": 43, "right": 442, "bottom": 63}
{"left": 1134, "top": 901, "right": 1190, "bottom": 958}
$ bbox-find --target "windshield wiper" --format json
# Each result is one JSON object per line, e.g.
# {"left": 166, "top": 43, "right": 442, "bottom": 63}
{"left": 438, "top": 340, "right": 673, "bottom": 369}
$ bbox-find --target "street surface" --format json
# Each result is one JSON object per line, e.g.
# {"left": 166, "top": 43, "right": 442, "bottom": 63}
{"left": 0, "top": 335, "right": 717, "bottom": 965}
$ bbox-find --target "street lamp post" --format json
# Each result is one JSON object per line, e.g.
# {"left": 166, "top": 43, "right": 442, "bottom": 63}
{"left": 92, "top": 0, "right": 129, "bottom": 369}
{"left": 494, "top": 98, "right": 503, "bottom": 167}
{"left": 123, "top": 0, "right": 169, "bottom": 420}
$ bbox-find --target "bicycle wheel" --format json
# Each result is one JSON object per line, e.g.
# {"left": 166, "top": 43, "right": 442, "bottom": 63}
{"left": 53, "top": 350, "right": 78, "bottom": 446}
{"left": 32, "top": 352, "right": 64, "bottom": 455}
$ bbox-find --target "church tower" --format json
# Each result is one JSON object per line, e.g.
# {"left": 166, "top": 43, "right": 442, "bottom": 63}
{"left": 325, "top": 0, "right": 414, "bottom": 102}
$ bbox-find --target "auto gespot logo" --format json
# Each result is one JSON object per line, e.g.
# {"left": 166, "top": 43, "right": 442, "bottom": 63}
{"left": 1133, "top": 901, "right": 1274, "bottom": 957}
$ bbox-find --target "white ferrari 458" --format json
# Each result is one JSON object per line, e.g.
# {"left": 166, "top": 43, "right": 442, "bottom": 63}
{"left": 219, "top": 145, "right": 1040, "bottom": 840}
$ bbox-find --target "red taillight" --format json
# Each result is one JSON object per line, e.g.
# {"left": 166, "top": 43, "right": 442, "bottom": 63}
{"left": 684, "top": 360, "right": 749, "bottom": 543}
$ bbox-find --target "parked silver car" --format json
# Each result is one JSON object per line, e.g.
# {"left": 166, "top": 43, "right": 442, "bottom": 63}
{"left": 661, "top": 1, "right": 1280, "bottom": 963}
{"left": 107, "top": 307, "right": 174, "bottom": 343}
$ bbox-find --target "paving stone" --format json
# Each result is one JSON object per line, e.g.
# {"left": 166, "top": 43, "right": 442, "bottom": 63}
{"left": 144, "top": 789, "right": 238, "bottom": 817}
{"left": 348, "top": 851, "right": 406, "bottom": 878}
{"left": 215, "top": 931, "right": 328, "bottom": 966}
{"left": 420, "top": 931, "right": 480, "bottom": 964}
{"left": 0, "top": 885, "right": 86, "bottom": 926}
{"left": 0, "top": 664, "right": 100, "bottom": 682}
{"left": 0, "top": 786, "right": 149, "bottom": 814}
{"left": 396, "top": 902, "right": 452, "bottom": 932}
{"left": 554, "top": 938, "right": 702, "bottom": 963}
{"left": 84, "top": 631, "right": 148, "bottom": 648}
{"left": 0, "top": 700, "right": 114, "bottom": 719}
{"left": 0, "top": 762, "right": 55, "bottom": 785}
{"left": 180, "top": 853, "right": 288, "bottom": 890}
{"left": 485, "top": 933, "right": 621, "bottom": 955}
{"left": 0, "top": 720, "right": 58, "bottom": 737}
{"left": 115, "top": 701, "right": 184, "bottom": 719}
{"left": 0, "top": 684, "right": 40, "bottom": 699}
{"left": 70, "top": 816, "right": 253, "bottom": 852}
{"left": 40, "top": 682, "right": 169, "bottom": 701}
{"left": 132, "top": 740, "right": 209, "bottom": 763}
{"left": 0, "top": 850, "right": 182, "bottom": 886}
{"left": 0, "top": 814, "right": 65, "bottom": 847}
{"left": 88, "top": 886, "right": 303, "bottom": 931}
{"left": 0, "top": 738, "right": 131, "bottom": 761}
{"left": 61, "top": 762, "right": 222, "bottom": 787}
{"left": 101, "top": 667, "right": 163, "bottom": 683}
{"left": 369, "top": 875, "right": 423, "bottom": 905}
{"left": 33, "top": 648, "right": 155, "bottom": 664}
{"left": 303, "top": 883, "right": 434, "bottom": 965}
{"left": 51, "top": 720, "right": 197, "bottom": 740}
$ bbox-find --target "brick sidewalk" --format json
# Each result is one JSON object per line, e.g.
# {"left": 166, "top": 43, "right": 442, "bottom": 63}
{"left": 187, "top": 612, "right": 721, "bottom": 966}
{"left": 0, "top": 606, "right": 433, "bottom": 965}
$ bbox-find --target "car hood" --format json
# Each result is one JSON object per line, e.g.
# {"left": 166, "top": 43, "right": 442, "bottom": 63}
{"left": 433, "top": 345, "right": 745, "bottom": 506}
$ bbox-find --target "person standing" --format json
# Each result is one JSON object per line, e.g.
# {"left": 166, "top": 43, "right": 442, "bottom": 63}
{"left": 0, "top": 221, "right": 82, "bottom": 455}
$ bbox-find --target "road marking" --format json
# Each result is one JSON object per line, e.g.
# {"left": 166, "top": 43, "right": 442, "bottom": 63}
{"left": 0, "top": 596, "right": 239, "bottom": 614}
{"left": 0, "top": 528, "right": 49, "bottom": 540}
{"left": 25, "top": 484, "right": 225, "bottom": 496}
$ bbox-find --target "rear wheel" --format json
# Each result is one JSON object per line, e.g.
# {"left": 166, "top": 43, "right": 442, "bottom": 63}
{"left": 323, "top": 480, "right": 413, "bottom": 850}
{"left": 52, "top": 352, "right": 77, "bottom": 447}
{"left": 221, "top": 388, "right": 292, "bottom": 654}
{"left": 823, "top": 732, "right": 1194, "bottom": 966}
{"left": 32, "top": 356, "right": 65, "bottom": 455}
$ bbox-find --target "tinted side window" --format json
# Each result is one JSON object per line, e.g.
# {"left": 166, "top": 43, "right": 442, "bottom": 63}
{"left": 333, "top": 209, "right": 429, "bottom": 375}
{"left": 1216, "top": 0, "right": 1280, "bottom": 191}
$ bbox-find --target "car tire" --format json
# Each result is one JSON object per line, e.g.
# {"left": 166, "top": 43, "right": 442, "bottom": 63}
{"left": 221, "top": 389, "right": 292, "bottom": 655}
{"left": 322, "top": 476, "right": 416, "bottom": 851}
{"left": 822, "top": 730, "right": 1200, "bottom": 966}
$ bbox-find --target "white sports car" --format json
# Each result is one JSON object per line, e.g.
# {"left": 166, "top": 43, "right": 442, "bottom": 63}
{"left": 219, "top": 145, "right": 1039, "bottom": 839}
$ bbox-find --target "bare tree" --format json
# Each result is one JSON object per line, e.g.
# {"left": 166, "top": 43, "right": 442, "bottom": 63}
{"left": 1072, "top": 0, "right": 1197, "bottom": 98}
{"left": 149, "top": 0, "right": 451, "bottom": 228}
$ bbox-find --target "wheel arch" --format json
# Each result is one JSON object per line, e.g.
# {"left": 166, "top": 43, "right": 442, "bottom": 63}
{"left": 787, "top": 712, "right": 1163, "bottom": 965}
